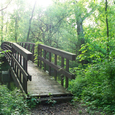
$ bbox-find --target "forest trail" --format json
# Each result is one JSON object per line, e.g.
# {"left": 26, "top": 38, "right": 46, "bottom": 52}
{"left": 31, "top": 102, "right": 102, "bottom": 115}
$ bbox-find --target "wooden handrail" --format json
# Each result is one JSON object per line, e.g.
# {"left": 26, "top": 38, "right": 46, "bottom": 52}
{"left": 1, "top": 42, "right": 32, "bottom": 94}
{"left": 39, "top": 44, "right": 76, "bottom": 61}
{"left": 12, "top": 43, "right": 32, "bottom": 60}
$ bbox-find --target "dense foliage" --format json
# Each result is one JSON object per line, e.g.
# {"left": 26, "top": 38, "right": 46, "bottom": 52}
{"left": 69, "top": 59, "right": 115, "bottom": 114}
{"left": 0, "top": 85, "right": 30, "bottom": 115}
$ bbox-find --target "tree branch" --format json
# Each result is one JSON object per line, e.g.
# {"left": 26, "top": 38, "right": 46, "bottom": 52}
{"left": 82, "top": 6, "right": 97, "bottom": 21}
{"left": 0, "top": 0, "right": 12, "bottom": 11}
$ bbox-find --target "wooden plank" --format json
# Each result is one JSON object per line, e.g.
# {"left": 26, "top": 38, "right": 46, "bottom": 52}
{"left": 49, "top": 52, "right": 51, "bottom": 76}
{"left": 3, "top": 44, "right": 12, "bottom": 50}
{"left": 11, "top": 43, "right": 32, "bottom": 60}
{"left": 61, "top": 57, "right": 64, "bottom": 86}
{"left": 12, "top": 55, "right": 31, "bottom": 81}
{"left": 39, "top": 44, "right": 76, "bottom": 61}
{"left": 10, "top": 67, "right": 27, "bottom": 97}
{"left": 44, "top": 50, "right": 46, "bottom": 71}
{"left": 66, "top": 59, "right": 69, "bottom": 88}
{"left": 38, "top": 56, "right": 75, "bottom": 79}
{"left": 54, "top": 54, "right": 57, "bottom": 81}
{"left": 27, "top": 61, "right": 71, "bottom": 96}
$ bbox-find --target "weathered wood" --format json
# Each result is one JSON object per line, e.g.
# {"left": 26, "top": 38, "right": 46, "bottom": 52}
{"left": 27, "top": 61, "right": 71, "bottom": 97}
{"left": 23, "top": 77, "right": 27, "bottom": 94}
{"left": 37, "top": 46, "right": 40, "bottom": 67}
{"left": 32, "top": 44, "right": 35, "bottom": 62}
{"left": 28, "top": 44, "right": 30, "bottom": 51}
{"left": 44, "top": 50, "right": 46, "bottom": 71}
{"left": 39, "top": 48, "right": 42, "bottom": 69}
{"left": 39, "top": 44, "right": 76, "bottom": 61}
{"left": 18, "top": 42, "right": 76, "bottom": 88}
{"left": 12, "top": 55, "right": 29, "bottom": 81}
{"left": 38, "top": 56, "right": 75, "bottom": 79}
{"left": 11, "top": 43, "right": 32, "bottom": 60}
{"left": 2, "top": 41, "right": 76, "bottom": 95}
{"left": 61, "top": 57, "right": 64, "bottom": 86}
{"left": 10, "top": 67, "right": 27, "bottom": 95}
{"left": 66, "top": 59, "right": 69, "bottom": 88}
{"left": 54, "top": 54, "right": 57, "bottom": 81}
{"left": 49, "top": 52, "right": 51, "bottom": 76}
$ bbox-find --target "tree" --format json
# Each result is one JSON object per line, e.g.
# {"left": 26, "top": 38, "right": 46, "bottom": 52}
{"left": 69, "top": 0, "right": 97, "bottom": 54}
{"left": 105, "top": 0, "right": 109, "bottom": 57}
{"left": 26, "top": 0, "right": 37, "bottom": 42}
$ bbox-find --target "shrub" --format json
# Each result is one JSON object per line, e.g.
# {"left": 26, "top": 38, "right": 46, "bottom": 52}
{"left": 0, "top": 85, "right": 30, "bottom": 115}
{"left": 69, "top": 59, "right": 115, "bottom": 113}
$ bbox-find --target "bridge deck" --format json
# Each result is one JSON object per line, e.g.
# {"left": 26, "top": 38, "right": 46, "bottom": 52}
{"left": 27, "top": 61, "right": 71, "bottom": 97}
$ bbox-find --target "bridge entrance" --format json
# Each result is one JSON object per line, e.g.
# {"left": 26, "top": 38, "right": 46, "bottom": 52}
{"left": 1, "top": 42, "right": 76, "bottom": 101}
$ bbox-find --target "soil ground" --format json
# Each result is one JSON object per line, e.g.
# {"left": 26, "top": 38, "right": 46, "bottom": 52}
{"left": 31, "top": 102, "right": 103, "bottom": 115}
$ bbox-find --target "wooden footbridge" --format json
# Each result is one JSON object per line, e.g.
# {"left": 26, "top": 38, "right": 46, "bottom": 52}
{"left": 1, "top": 42, "right": 76, "bottom": 101}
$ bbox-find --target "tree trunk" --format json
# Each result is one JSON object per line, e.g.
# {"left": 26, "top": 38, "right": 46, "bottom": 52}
{"left": 1, "top": 10, "right": 3, "bottom": 43}
{"left": 15, "top": 17, "right": 18, "bottom": 42}
{"left": 75, "top": 16, "right": 85, "bottom": 55}
{"left": 26, "top": 0, "right": 36, "bottom": 42}
{"left": 105, "top": 0, "right": 109, "bottom": 57}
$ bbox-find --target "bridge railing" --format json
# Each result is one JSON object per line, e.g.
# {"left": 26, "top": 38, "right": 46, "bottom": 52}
{"left": 19, "top": 42, "right": 76, "bottom": 88}
{"left": 1, "top": 42, "right": 12, "bottom": 64}
{"left": 1, "top": 42, "right": 32, "bottom": 94}
{"left": 19, "top": 42, "right": 35, "bottom": 62}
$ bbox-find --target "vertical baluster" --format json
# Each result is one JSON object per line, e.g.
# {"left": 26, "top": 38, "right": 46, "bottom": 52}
{"left": 16, "top": 52, "right": 19, "bottom": 75}
{"left": 28, "top": 44, "right": 30, "bottom": 51}
{"left": 23, "top": 76, "right": 27, "bottom": 94}
{"left": 44, "top": 50, "right": 46, "bottom": 71}
{"left": 23, "top": 57, "right": 27, "bottom": 72}
{"left": 14, "top": 51, "right": 16, "bottom": 72}
{"left": 49, "top": 52, "right": 51, "bottom": 76}
{"left": 23, "top": 57, "right": 27, "bottom": 93}
{"left": 22, "top": 43, "right": 23, "bottom": 47}
{"left": 17, "top": 52, "right": 19, "bottom": 61}
{"left": 11, "top": 48, "right": 14, "bottom": 68}
{"left": 61, "top": 57, "right": 64, "bottom": 86}
{"left": 66, "top": 59, "right": 69, "bottom": 88}
{"left": 24, "top": 43, "right": 26, "bottom": 49}
{"left": 32, "top": 44, "right": 35, "bottom": 62}
{"left": 40, "top": 49, "right": 42, "bottom": 68}
{"left": 37, "top": 45, "right": 39, "bottom": 67}
{"left": 19, "top": 54, "right": 22, "bottom": 81}
{"left": 54, "top": 54, "right": 57, "bottom": 81}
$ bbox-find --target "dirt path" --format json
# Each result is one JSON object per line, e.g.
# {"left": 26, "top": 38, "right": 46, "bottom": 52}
{"left": 31, "top": 102, "right": 102, "bottom": 115}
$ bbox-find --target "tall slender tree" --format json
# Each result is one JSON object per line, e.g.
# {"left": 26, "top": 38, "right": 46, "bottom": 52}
{"left": 26, "top": 0, "right": 37, "bottom": 42}
{"left": 105, "top": 0, "right": 109, "bottom": 57}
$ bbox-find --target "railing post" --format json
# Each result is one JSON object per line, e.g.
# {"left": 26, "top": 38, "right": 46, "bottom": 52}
{"left": 49, "top": 52, "right": 51, "bottom": 76}
{"left": 32, "top": 44, "right": 35, "bottom": 62}
{"left": 23, "top": 57, "right": 27, "bottom": 72}
{"left": 24, "top": 43, "right": 26, "bottom": 48}
{"left": 23, "top": 77, "right": 27, "bottom": 94}
{"left": 54, "top": 54, "right": 57, "bottom": 81}
{"left": 37, "top": 45, "right": 39, "bottom": 67}
{"left": 22, "top": 43, "right": 23, "bottom": 47}
{"left": 28, "top": 44, "right": 30, "bottom": 51}
{"left": 61, "top": 57, "right": 64, "bottom": 86}
{"left": 11, "top": 48, "right": 14, "bottom": 67}
{"left": 40, "top": 49, "right": 42, "bottom": 69}
{"left": 66, "top": 59, "right": 69, "bottom": 88}
{"left": 44, "top": 50, "right": 46, "bottom": 71}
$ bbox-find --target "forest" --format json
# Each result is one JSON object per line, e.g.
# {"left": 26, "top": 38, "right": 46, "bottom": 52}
{"left": 0, "top": 0, "right": 115, "bottom": 114}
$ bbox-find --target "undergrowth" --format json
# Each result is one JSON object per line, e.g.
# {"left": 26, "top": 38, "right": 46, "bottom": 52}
{"left": 0, "top": 85, "right": 30, "bottom": 115}
{"left": 69, "top": 59, "right": 115, "bottom": 114}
